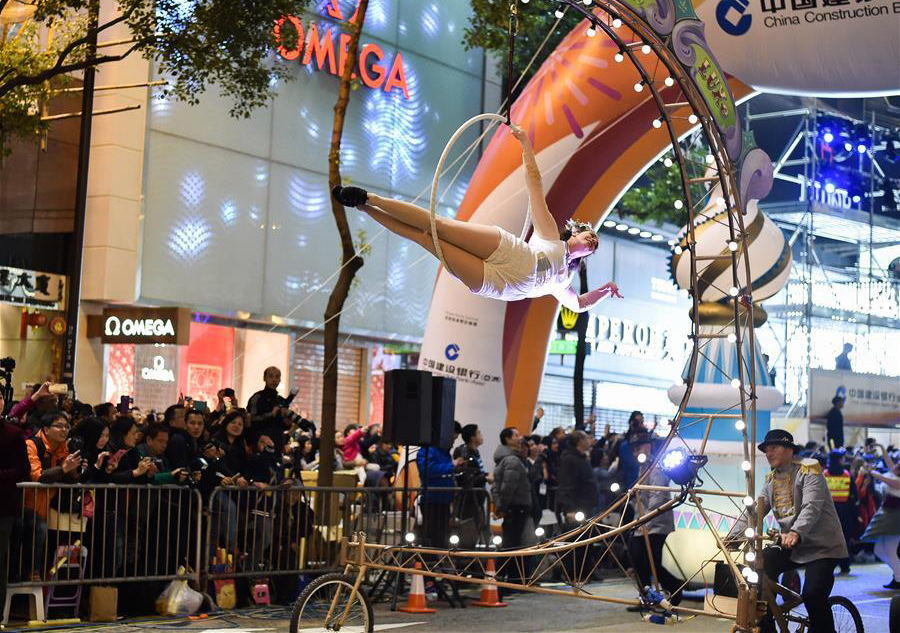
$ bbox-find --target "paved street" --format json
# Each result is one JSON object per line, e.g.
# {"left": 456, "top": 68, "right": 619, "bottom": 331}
{"left": 7, "top": 562, "right": 893, "bottom": 632}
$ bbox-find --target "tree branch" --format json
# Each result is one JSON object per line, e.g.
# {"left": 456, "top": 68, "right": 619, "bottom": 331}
{"left": 0, "top": 40, "right": 141, "bottom": 98}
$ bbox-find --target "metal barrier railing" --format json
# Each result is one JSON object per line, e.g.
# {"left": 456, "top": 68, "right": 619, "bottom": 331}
{"left": 10, "top": 483, "right": 203, "bottom": 588}
{"left": 8, "top": 482, "right": 491, "bottom": 589}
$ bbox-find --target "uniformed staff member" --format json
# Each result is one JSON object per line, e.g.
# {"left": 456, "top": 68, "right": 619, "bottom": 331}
{"left": 728, "top": 429, "right": 847, "bottom": 633}
{"left": 824, "top": 449, "right": 858, "bottom": 575}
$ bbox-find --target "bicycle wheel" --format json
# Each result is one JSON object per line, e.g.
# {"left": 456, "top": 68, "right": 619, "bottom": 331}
{"left": 289, "top": 572, "right": 374, "bottom": 633}
{"left": 829, "top": 595, "right": 864, "bottom": 633}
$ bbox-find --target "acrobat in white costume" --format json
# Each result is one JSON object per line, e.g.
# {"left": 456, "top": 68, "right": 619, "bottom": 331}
{"left": 332, "top": 123, "right": 623, "bottom": 313}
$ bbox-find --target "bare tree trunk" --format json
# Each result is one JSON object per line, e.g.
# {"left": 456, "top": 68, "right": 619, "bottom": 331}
{"left": 318, "top": 0, "right": 369, "bottom": 487}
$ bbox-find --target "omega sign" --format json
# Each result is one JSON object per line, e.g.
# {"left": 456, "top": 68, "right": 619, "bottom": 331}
{"left": 93, "top": 307, "right": 191, "bottom": 345}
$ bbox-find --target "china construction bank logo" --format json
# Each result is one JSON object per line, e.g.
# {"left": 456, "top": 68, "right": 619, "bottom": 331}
{"left": 273, "top": 0, "right": 410, "bottom": 98}
{"left": 716, "top": 0, "right": 753, "bottom": 35}
{"left": 445, "top": 344, "right": 460, "bottom": 361}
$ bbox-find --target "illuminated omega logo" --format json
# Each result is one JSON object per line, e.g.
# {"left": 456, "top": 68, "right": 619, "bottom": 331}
{"left": 104, "top": 316, "right": 176, "bottom": 338}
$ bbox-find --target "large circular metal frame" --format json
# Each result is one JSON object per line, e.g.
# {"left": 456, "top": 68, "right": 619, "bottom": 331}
{"left": 294, "top": 0, "right": 766, "bottom": 630}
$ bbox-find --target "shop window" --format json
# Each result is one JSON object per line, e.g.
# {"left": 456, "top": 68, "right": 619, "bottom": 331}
{"left": 291, "top": 340, "right": 363, "bottom": 428}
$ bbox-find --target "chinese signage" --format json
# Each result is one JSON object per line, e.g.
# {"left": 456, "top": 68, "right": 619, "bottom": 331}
{"left": 809, "top": 368, "right": 900, "bottom": 427}
{"left": 89, "top": 307, "right": 191, "bottom": 345}
{"left": 0, "top": 266, "right": 66, "bottom": 310}
{"left": 274, "top": 1, "right": 410, "bottom": 99}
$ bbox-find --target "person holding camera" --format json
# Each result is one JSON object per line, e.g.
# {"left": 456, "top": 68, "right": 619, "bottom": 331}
{"left": 453, "top": 424, "right": 491, "bottom": 545}
{"left": 166, "top": 408, "right": 206, "bottom": 472}
{"left": 135, "top": 423, "right": 189, "bottom": 485}
{"left": 22, "top": 412, "right": 84, "bottom": 579}
{"left": 247, "top": 366, "right": 296, "bottom": 451}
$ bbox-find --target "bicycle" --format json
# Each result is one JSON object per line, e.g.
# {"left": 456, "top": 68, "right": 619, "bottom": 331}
{"left": 756, "top": 531, "right": 863, "bottom": 633}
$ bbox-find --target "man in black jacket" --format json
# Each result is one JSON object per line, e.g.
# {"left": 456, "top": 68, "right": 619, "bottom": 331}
{"left": 558, "top": 430, "right": 598, "bottom": 522}
{"left": 247, "top": 366, "right": 295, "bottom": 450}
{"left": 0, "top": 390, "right": 30, "bottom": 604}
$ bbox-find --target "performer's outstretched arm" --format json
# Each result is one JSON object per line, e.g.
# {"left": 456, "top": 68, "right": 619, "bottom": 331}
{"left": 509, "top": 123, "right": 558, "bottom": 241}
{"left": 553, "top": 282, "right": 623, "bottom": 313}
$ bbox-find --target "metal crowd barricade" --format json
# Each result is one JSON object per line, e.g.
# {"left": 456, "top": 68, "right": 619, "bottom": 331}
{"left": 9, "top": 483, "right": 203, "bottom": 588}
{"left": 203, "top": 484, "right": 493, "bottom": 581}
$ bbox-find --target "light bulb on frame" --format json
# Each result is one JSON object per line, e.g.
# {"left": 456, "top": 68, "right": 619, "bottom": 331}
{"left": 610, "top": 482, "right": 621, "bottom": 493}
{"left": 674, "top": 199, "right": 684, "bottom": 209}
{"left": 741, "top": 460, "right": 752, "bottom": 472}
{"left": 634, "top": 82, "right": 644, "bottom": 93}
{"left": 555, "top": 8, "right": 565, "bottom": 18}
{"left": 575, "top": 511, "right": 586, "bottom": 522}
{"left": 614, "top": 51, "right": 625, "bottom": 63}
{"left": 705, "top": 153, "right": 715, "bottom": 164}
{"left": 405, "top": 532, "right": 415, "bottom": 543}
{"left": 744, "top": 527, "right": 755, "bottom": 539}
{"left": 731, "top": 378, "right": 741, "bottom": 388}
{"left": 652, "top": 118, "right": 663, "bottom": 129}
{"left": 727, "top": 333, "right": 737, "bottom": 343}
{"left": 637, "top": 453, "right": 647, "bottom": 463}
{"left": 535, "top": 526, "right": 545, "bottom": 538}
{"left": 745, "top": 551, "right": 756, "bottom": 562}
{"left": 663, "top": 157, "right": 673, "bottom": 168}
{"left": 612, "top": 18, "right": 622, "bottom": 28}
{"left": 664, "top": 76, "right": 674, "bottom": 87}
{"left": 743, "top": 496, "right": 754, "bottom": 507}
{"left": 735, "top": 420, "right": 746, "bottom": 431}
{"left": 492, "top": 535, "right": 503, "bottom": 546}
{"left": 728, "top": 241, "right": 738, "bottom": 251}
{"left": 688, "top": 114, "right": 698, "bottom": 124}
{"left": 641, "top": 44, "right": 651, "bottom": 55}
{"left": 729, "top": 286, "right": 739, "bottom": 297}
{"left": 587, "top": 26, "right": 597, "bottom": 37}
{"left": 449, "top": 534, "right": 460, "bottom": 546}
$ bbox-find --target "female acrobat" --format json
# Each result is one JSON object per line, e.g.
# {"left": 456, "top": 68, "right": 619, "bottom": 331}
{"left": 331, "top": 123, "right": 622, "bottom": 312}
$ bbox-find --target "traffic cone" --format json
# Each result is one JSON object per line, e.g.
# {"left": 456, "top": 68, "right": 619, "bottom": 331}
{"left": 471, "top": 558, "right": 508, "bottom": 607}
{"left": 398, "top": 562, "right": 436, "bottom": 613}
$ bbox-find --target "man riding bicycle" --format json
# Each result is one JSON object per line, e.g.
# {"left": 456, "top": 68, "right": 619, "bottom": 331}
{"left": 728, "top": 429, "right": 848, "bottom": 633}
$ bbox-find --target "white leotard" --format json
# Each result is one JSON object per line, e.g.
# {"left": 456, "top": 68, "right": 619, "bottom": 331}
{"left": 474, "top": 227, "right": 574, "bottom": 301}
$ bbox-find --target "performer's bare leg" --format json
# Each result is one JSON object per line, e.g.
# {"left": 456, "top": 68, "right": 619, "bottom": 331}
{"left": 366, "top": 193, "right": 502, "bottom": 260}
{"left": 360, "top": 204, "right": 485, "bottom": 291}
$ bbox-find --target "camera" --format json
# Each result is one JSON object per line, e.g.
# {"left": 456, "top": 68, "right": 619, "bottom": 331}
{"left": 0, "top": 357, "right": 14, "bottom": 373}
{"left": 150, "top": 457, "right": 165, "bottom": 468}
{"left": 67, "top": 436, "right": 85, "bottom": 455}
{"left": 0, "top": 356, "right": 14, "bottom": 415}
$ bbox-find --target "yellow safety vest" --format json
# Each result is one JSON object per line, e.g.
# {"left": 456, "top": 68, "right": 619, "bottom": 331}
{"left": 824, "top": 471, "right": 851, "bottom": 503}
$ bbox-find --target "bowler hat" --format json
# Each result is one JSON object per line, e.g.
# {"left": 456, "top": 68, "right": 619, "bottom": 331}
{"left": 757, "top": 429, "right": 802, "bottom": 453}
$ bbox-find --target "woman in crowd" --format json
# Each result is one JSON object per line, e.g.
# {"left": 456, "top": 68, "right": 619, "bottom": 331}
{"left": 68, "top": 416, "right": 109, "bottom": 482}
{"left": 211, "top": 411, "right": 250, "bottom": 484}
{"left": 861, "top": 444, "right": 900, "bottom": 589}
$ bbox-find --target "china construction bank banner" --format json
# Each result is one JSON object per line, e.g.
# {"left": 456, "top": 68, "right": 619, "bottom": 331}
{"left": 694, "top": 0, "right": 900, "bottom": 96}
{"left": 809, "top": 369, "right": 900, "bottom": 428}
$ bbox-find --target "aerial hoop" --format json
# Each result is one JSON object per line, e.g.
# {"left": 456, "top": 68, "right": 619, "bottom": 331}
{"left": 428, "top": 112, "right": 533, "bottom": 279}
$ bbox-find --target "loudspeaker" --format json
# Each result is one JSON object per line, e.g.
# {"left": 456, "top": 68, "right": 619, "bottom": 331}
{"left": 383, "top": 369, "right": 433, "bottom": 445}
{"left": 431, "top": 376, "right": 457, "bottom": 450}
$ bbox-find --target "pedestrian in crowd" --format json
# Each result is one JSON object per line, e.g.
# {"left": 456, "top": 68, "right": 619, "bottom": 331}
{"left": 538, "top": 432, "right": 561, "bottom": 510}
{"left": 853, "top": 456, "right": 877, "bottom": 558}
{"left": 0, "top": 388, "right": 29, "bottom": 605}
{"left": 244, "top": 433, "right": 282, "bottom": 570}
{"left": 94, "top": 402, "right": 117, "bottom": 426}
{"left": 860, "top": 443, "right": 900, "bottom": 589}
{"left": 246, "top": 366, "right": 294, "bottom": 450}
{"left": 417, "top": 422, "right": 464, "bottom": 547}
{"left": 532, "top": 406, "right": 544, "bottom": 432}
{"left": 22, "top": 413, "right": 84, "bottom": 580}
{"left": 163, "top": 403, "right": 186, "bottom": 431}
{"left": 493, "top": 427, "right": 533, "bottom": 576}
{"left": 166, "top": 407, "right": 206, "bottom": 470}
{"left": 211, "top": 411, "right": 250, "bottom": 485}
{"left": 835, "top": 342, "right": 853, "bottom": 371}
{"left": 68, "top": 416, "right": 110, "bottom": 482}
{"left": 826, "top": 396, "right": 845, "bottom": 449}
{"left": 454, "top": 424, "right": 491, "bottom": 544}
{"left": 824, "top": 449, "right": 858, "bottom": 574}
{"left": 625, "top": 434, "right": 682, "bottom": 608}
{"left": 7, "top": 381, "right": 52, "bottom": 432}
{"left": 103, "top": 416, "right": 157, "bottom": 483}
{"left": 136, "top": 423, "right": 188, "bottom": 484}
{"left": 557, "top": 430, "right": 598, "bottom": 523}
{"left": 370, "top": 439, "right": 398, "bottom": 482}
{"left": 625, "top": 410, "right": 645, "bottom": 442}
{"left": 339, "top": 423, "right": 367, "bottom": 468}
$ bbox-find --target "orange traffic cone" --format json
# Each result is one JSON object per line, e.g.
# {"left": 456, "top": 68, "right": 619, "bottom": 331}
{"left": 398, "top": 562, "right": 436, "bottom": 613}
{"left": 471, "top": 558, "right": 508, "bottom": 607}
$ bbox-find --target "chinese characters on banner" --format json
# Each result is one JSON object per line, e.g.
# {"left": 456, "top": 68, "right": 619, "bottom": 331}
{"left": 0, "top": 266, "right": 66, "bottom": 310}
{"left": 809, "top": 368, "right": 900, "bottom": 427}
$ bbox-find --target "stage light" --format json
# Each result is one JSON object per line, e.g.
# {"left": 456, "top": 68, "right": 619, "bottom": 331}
{"left": 727, "top": 333, "right": 737, "bottom": 343}
{"left": 735, "top": 420, "right": 746, "bottom": 431}
{"left": 844, "top": 141, "right": 853, "bottom": 153}
{"left": 634, "top": 81, "right": 644, "bottom": 93}
{"left": 744, "top": 527, "right": 755, "bottom": 539}
{"left": 652, "top": 118, "right": 663, "bottom": 129}
{"left": 857, "top": 143, "right": 867, "bottom": 154}
{"left": 492, "top": 535, "right": 503, "bottom": 546}
{"left": 823, "top": 131, "right": 834, "bottom": 143}
{"left": 743, "top": 496, "right": 754, "bottom": 507}
{"left": 740, "top": 460, "right": 752, "bottom": 471}
{"left": 660, "top": 448, "right": 708, "bottom": 486}
{"left": 535, "top": 526, "right": 546, "bottom": 538}
{"left": 641, "top": 44, "right": 651, "bottom": 55}
{"left": 614, "top": 50, "right": 625, "bottom": 63}
{"left": 610, "top": 482, "right": 621, "bottom": 492}
{"left": 586, "top": 26, "right": 597, "bottom": 37}
{"left": 449, "top": 534, "right": 460, "bottom": 546}
{"left": 728, "top": 241, "right": 738, "bottom": 251}
{"left": 674, "top": 199, "right": 684, "bottom": 209}
{"left": 637, "top": 452, "right": 647, "bottom": 463}
{"left": 612, "top": 18, "right": 622, "bottom": 28}
{"left": 825, "top": 182, "right": 835, "bottom": 194}
{"left": 664, "top": 77, "right": 674, "bottom": 87}
{"left": 575, "top": 511, "right": 586, "bottom": 522}
{"left": 603, "top": 220, "right": 617, "bottom": 227}
{"left": 688, "top": 114, "right": 698, "bottom": 124}
{"left": 405, "top": 532, "right": 416, "bottom": 543}
{"left": 745, "top": 551, "right": 756, "bottom": 562}
{"left": 731, "top": 378, "right": 741, "bottom": 388}
{"left": 663, "top": 157, "right": 673, "bottom": 167}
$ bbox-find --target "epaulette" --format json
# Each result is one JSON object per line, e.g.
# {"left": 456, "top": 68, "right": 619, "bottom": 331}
{"left": 795, "top": 458, "right": 822, "bottom": 475}
{"left": 765, "top": 470, "right": 775, "bottom": 483}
